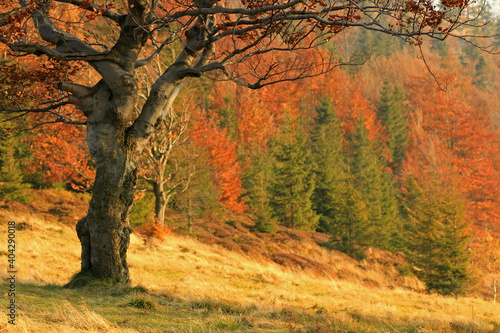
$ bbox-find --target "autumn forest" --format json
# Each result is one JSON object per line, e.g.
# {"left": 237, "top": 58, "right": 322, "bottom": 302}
{"left": 1, "top": 1, "right": 500, "bottom": 331}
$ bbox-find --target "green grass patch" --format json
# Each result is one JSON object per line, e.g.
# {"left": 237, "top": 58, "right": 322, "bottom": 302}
{"left": 125, "top": 296, "right": 157, "bottom": 311}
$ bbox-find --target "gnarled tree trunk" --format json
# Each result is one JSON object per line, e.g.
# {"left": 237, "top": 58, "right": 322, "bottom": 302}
{"left": 76, "top": 158, "right": 137, "bottom": 283}
{"left": 70, "top": 45, "right": 204, "bottom": 284}
{"left": 75, "top": 81, "right": 141, "bottom": 283}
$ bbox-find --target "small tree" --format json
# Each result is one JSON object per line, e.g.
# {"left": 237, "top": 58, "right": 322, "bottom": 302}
{"left": 376, "top": 82, "right": 409, "bottom": 173}
{"left": 348, "top": 118, "right": 401, "bottom": 251}
{"left": 0, "top": 64, "right": 30, "bottom": 201}
{"left": 245, "top": 149, "right": 278, "bottom": 233}
{"left": 269, "top": 116, "right": 319, "bottom": 231}
{"left": 476, "top": 230, "right": 500, "bottom": 302}
{"left": 0, "top": 121, "right": 30, "bottom": 201}
{"left": 334, "top": 178, "right": 371, "bottom": 258}
{"left": 310, "top": 97, "right": 347, "bottom": 233}
{"left": 138, "top": 99, "right": 195, "bottom": 226}
{"left": 403, "top": 175, "right": 472, "bottom": 295}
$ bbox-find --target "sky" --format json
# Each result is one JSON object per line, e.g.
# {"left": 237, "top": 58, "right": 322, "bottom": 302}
{"left": 489, "top": 0, "right": 500, "bottom": 17}
{"left": 485, "top": 0, "right": 500, "bottom": 18}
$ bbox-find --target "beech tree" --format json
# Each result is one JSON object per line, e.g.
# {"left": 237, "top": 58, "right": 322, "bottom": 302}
{"left": 0, "top": 0, "right": 486, "bottom": 283}
{"left": 137, "top": 84, "right": 195, "bottom": 226}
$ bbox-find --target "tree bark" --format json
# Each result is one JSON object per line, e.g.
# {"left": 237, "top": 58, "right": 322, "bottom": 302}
{"left": 75, "top": 144, "right": 138, "bottom": 283}
{"left": 73, "top": 80, "right": 140, "bottom": 284}
{"left": 153, "top": 180, "right": 167, "bottom": 227}
{"left": 79, "top": 165, "right": 136, "bottom": 283}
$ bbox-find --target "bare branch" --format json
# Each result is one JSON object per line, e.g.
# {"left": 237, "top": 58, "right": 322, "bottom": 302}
{"left": 5, "top": 41, "right": 113, "bottom": 61}
{"left": 417, "top": 45, "right": 447, "bottom": 91}
{"left": 167, "top": 0, "right": 304, "bottom": 20}
{"left": 53, "top": 0, "right": 125, "bottom": 24}
{"left": 54, "top": 82, "right": 92, "bottom": 97}
{"left": 17, "top": 0, "right": 97, "bottom": 54}
{"left": 0, "top": 101, "right": 71, "bottom": 114}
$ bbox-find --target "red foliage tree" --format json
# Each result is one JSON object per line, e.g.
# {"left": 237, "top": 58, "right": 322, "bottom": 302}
{"left": 26, "top": 122, "right": 95, "bottom": 191}
{"left": 406, "top": 74, "right": 500, "bottom": 231}
{"left": 190, "top": 110, "right": 247, "bottom": 213}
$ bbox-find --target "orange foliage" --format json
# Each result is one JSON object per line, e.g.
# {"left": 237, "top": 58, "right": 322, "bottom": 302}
{"left": 402, "top": 115, "right": 458, "bottom": 187}
{"left": 136, "top": 217, "right": 173, "bottom": 241}
{"left": 234, "top": 83, "right": 295, "bottom": 151}
{"left": 26, "top": 122, "right": 95, "bottom": 191}
{"left": 235, "top": 86, "right": 276, "bottom": 150}
{"left": 406, "top": 74, "right": 500, "bottom": 230}
{"left": 0, "top": 46, "right": 92, "bottom": 192}
{"left": 190, "top": 109, "right": 247, "bottom": 213}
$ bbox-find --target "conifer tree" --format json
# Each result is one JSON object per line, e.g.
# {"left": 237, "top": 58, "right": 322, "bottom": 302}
{"left": 403, "top": 176, "right": 472, "bottom": 295}
{"left": 0, "top": 126, "right": 30, "bottom": 202}
{"left": 269, "top": 117, "right": 319, "bottom": 231}
{"left": 334, "top": 178, "right": 372, "bottom": 258}
{"left": 311, "top": 97, "right": 348, "bottom": 233}
{"left": 348, "top": 118, "right": 401, "bottom": 251}
{"left": 376, "top": 82, "right": 409, "bottom": 173}
{"left": 0, "top": 71, "right": 30, "bottom": 202}
{"left": 244, "top": 149, "right": 278, "bottom": 233}
{"left": 308, "top": 99, "right": 372, "bottom": 257}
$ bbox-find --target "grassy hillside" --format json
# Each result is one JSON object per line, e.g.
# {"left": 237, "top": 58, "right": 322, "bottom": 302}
{"left": 1, "top": 190, "right": 499, "bottom": 332}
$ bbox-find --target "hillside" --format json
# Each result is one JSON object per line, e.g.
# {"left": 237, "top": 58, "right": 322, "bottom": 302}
{"left": 1, "top": 190, "right": 499, "bottom": 332}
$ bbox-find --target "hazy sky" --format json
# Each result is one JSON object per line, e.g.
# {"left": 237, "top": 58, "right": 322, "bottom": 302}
{"left": 489, "top": 0, "right": 500, "bottom": 16}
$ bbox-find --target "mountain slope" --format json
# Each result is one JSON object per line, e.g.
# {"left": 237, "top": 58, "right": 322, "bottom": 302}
{"left": 1, "top": 190, "right": 499, "bottom": 332}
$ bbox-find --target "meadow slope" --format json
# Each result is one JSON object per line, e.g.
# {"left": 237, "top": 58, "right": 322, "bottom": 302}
{"left": 0, "top": 190, "right": 499, "bottom": 332}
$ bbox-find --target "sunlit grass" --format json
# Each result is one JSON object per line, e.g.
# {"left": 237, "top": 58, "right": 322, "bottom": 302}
{"left": 1, "top": 208, "right": 499, "bottom": 332}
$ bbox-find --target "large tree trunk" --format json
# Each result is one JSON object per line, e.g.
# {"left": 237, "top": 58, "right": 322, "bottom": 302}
{"left": 76, "top": 163, "right": 136, "bottom": 283}
{"left": 75, "top": 82, "right": 140, "bottom": 284}
{"left": 72, "top": 57, "right": 197, "bottom": 283}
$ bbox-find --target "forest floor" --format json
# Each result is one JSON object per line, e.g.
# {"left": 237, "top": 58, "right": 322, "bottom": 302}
{"left": 0, "top": 189, "right": 499, "bottom": 332}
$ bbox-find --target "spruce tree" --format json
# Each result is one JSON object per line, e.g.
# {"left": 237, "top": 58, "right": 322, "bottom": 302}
{"left": 403, "top": 176, "right": 472, "bottom": 295}
{"left": 0, "top": 132, "right": 30, "bottom": 202}
{"left": 308, "top": 98, "right": 373, "bottom": 257}
{"left": 244, "top": 149, "right": 278, "bottom": 233}
{"left": 0, "top": 72, "right": 30, "bottom": 202}
{"left": 348, "top": 118, "right": 401, "bottom": 251}
{"left": 269, "top": 117, "right": 319, "bottom": 231}
{"left": 311, "top": 97, "right": 348, "bottom": 233}
{"left": 376, "top": 82, "right": 409, "bottom": 173}
{"left": 335, "top": 178, "right": 371, "bottom": 258}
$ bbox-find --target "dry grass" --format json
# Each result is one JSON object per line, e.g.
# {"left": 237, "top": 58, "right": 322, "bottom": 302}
{"left": 0, "top": 301, "right": 127, "bottom": 333}
{"left": 1, "top": 199, "right": 499, "bottom": 332}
